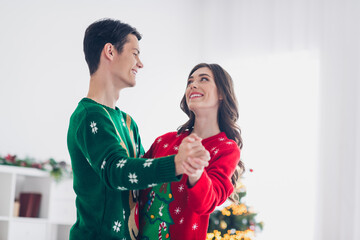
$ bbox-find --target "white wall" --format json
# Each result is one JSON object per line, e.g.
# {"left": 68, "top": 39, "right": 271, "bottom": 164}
{"left": 0, "top": 0, "right": 204, "bottom": 160}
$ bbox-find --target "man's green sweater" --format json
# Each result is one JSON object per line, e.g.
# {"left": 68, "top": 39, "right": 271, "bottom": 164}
{"left": 67, "top": 98, "right": 179, "bottom": 240}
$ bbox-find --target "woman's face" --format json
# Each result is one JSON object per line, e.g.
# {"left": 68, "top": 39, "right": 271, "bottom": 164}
{"left": 185, "top": 67, "right": 221, "bottom": 113}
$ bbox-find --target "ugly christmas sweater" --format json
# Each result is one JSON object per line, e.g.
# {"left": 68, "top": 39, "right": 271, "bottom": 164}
{"left": 139, "top": 131, "right": 240, "bottom": 240}
{"left": 67, "top": 98, "right": 180, "bottom": 240}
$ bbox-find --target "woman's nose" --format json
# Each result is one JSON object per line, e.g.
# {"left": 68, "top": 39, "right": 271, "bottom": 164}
{"left": 190, "top": 82, "right": 197, "bottom": 89}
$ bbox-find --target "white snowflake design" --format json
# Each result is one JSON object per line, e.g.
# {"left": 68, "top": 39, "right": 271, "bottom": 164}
{"left": 128, "top": 173, "right": 138, "bottom": 184}
{"left": 212, "top": 148, "right": 219, "bottom": 156}
{"left": 179, "top": 217, "right": 184, "bottom": 224}
{"left": 143, "top": 159, "right": 154, "bottom": 168}
{"left": 116, "top": 159, "right": 127, "bottom": 168}
{"left": 117, "top": 186, "right": 127, "bottom": 191}
{"left": 123, "top": 209, "right": 126, "bottom": 220}
{"left": 192, "top": 223, "right": 199, "bottom": 230}
{"left": 226, "top": 141, "right": 233, "bottom": 145}
{"left": 157, "top": 137, "right": 162, "bottom": 143}
{"left": 90, "top": 121, "right": 98, "bottom": 134}
{"left": 219, "top": 137, "right": 225, "bottom": 141}
{"left": 178, "top": 184, "right": 184, "bottom": 192}
{"left": 101, "top": 160, "right": 106, "bottom": 169}
{"left": 121, "top": 118, "right": 126, "bottom": 127}
{"left": 174, "top": 207, "right": 181, "bottom": 215}
{"left": 163, "top": 143, "right": 169, "bottom": 148}
{"left": 113, "top": 220, "right": 121, "bottom": 232}
{"left": 211, "top": 147, "right": 216, "bottom": 152}
{"left": 173, "top": 145, "right": 179, "bottom": 152}
{"left": 148, "top": 183, "right": 157, "bottom": 188}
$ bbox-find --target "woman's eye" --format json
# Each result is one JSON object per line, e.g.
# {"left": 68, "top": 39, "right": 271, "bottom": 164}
{"left": 201, "top": 77, "right": 208, "bottom": 81}
{"left": 187, "top": 80, "right": 193, "bottom": 86}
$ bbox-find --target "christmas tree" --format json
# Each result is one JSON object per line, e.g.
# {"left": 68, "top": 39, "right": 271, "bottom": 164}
{"left": 140, "top": 182, "right": 174, "bottom": 239}
{"left": 207, "top": 172, "right": 263, "bottom": 240}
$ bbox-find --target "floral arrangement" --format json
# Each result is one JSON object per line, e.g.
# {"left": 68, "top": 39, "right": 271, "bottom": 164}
{"left": 0, "top": 154, "right": 72, "bottom": 182}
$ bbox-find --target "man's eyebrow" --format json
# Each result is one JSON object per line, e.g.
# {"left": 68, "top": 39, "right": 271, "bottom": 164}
{"left": 133, "top": 48, "right": 140, "bottom": 54}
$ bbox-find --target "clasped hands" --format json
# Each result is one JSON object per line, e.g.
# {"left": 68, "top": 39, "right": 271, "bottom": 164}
{"left": 175, "top": 133, "right": 210, "bottom": 186}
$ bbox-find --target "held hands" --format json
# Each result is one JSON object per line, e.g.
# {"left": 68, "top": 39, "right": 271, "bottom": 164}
{"left": 175, "top": 133, "right": 210, "bottom": 186}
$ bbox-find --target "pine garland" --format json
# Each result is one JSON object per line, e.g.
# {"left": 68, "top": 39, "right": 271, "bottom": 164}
{"left": 0, "top": 154, "right": 72, "bottom": 182}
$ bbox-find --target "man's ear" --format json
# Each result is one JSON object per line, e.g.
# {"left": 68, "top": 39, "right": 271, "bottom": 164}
{"left": 104, "top": 43, "right": 114, "bottom": 60}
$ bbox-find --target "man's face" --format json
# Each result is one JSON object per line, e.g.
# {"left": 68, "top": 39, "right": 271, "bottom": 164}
{"left": 111, "top": 34, "right": 143, "bottom": 89}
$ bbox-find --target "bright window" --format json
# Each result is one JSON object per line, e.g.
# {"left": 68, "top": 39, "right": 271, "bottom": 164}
{"left": 223, "top": 51, "right": 319, "bottom": 240}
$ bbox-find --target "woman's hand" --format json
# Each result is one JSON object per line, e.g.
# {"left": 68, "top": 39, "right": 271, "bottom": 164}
{"left": 183, "top": 159, "right": 204, "bottom": 187}
{"left": 174, "top": 133, "right": 210, "bottom": 176}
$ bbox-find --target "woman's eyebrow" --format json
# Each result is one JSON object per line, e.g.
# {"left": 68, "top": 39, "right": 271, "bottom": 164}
{"left": 188, "top": 73, "right": 211, "bottom": 80}
{"left": 198, "top": 73, "right": 210, "bottom": 77}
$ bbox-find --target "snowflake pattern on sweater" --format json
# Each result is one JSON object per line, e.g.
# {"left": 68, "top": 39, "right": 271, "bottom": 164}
{"left": 67, "top": 98, "right": 180, "bottom": 240}
{"left": 139, "top": 131, "right": 240, "bottom": 240}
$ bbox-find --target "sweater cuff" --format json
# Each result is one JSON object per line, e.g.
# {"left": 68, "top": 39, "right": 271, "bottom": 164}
{"left": 155, "top": 155, "right": 181, "bottom": 183}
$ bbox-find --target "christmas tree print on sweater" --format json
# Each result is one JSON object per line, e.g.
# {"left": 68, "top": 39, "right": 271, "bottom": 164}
{"left": 141, "top": 183, "right": 174, "bottom": 239}
{"left": 139, "top": 131, "right": 241, "bottom": 240}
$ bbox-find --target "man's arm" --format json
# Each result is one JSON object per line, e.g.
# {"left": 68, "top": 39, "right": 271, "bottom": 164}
{"left": 75, "top": 111, "right": 208, "bottom": 191}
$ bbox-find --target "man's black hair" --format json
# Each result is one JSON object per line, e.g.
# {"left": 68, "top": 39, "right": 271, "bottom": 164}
{"left": 83, "top": 18, "right": 142, "bottom": 75}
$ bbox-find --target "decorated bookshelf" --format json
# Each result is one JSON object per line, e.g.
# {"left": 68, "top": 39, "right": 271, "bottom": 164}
{"left": 0, "top": 156, "right": 75, "bottom": 240}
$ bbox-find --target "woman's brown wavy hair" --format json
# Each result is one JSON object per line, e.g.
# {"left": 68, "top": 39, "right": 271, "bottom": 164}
{"left": 177, "top": 63, "right": 244, "bottom": 202}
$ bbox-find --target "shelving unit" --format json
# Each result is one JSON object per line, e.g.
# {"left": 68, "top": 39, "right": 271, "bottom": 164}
{"left": 0, "top": 165, "right": 75, "bottom": 240}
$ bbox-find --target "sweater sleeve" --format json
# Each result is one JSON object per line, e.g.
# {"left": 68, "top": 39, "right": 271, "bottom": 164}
{"left": 75, "top": 110, "right": 179, "bottom": 191}
{"left": 187, "top": 146, "right": 240, "bottom": 215}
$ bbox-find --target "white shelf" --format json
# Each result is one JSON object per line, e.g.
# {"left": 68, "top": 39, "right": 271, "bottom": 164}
{"left": 10, "top": 217, "right": 48, "bottom": 223}
{"left": 0, "top": 165, "right": 49, "bottom": 177}
{"left": 49, "top": 219, "right": 75, "bottom": 225}
{"left": 0, "top": 165, "right": 75, "bottom": 240}
{"left": 0, "top": 216, "right": 9, "bottom": 221}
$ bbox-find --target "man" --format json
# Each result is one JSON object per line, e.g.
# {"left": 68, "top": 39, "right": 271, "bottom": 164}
{"left": 67, "top": 18, "right": 209, "bottom": 240}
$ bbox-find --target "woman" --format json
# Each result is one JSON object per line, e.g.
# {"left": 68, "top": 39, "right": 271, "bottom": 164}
{"left": 139, "top": 63, "right": 244, "bottom": 240}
